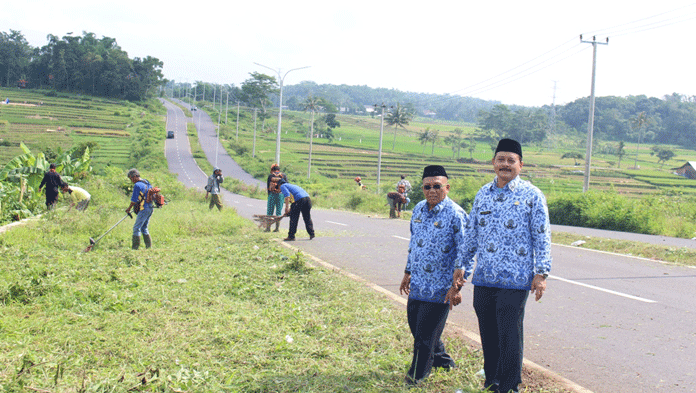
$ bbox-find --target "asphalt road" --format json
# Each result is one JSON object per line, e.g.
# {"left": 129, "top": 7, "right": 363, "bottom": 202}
{"left": 162, "top": 99, "right": 696, "bottom": 393}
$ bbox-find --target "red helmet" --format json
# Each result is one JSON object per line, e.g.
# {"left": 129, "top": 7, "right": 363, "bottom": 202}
{"left": 355, "top": 176, "right": 361, "bottom": 182}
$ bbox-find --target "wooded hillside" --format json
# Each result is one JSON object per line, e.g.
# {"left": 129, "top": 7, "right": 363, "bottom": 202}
{"left": 0, "top": 30, "right": 165, "bottom": 101}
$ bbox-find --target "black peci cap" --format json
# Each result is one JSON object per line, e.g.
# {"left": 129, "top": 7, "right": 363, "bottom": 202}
{"left": 495, "top": 138, "right": 522, "bottom": 159}
{"left": 422, "top": 165, "right": 448, "bottom": 179}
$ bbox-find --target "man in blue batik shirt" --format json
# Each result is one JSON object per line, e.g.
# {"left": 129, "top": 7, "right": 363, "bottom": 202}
{"left": 399, "top": 165, "right": 468, "bottom": 386}
{"left": 454, "top": 138, "right": 552, "bottom": 393}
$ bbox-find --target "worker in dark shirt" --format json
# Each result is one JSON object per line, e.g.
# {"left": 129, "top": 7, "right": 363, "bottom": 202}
{"left": 38, "top": 163, "right": 64, "bottom": 210}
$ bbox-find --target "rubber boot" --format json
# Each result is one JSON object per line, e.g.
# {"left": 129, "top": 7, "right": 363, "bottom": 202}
{"left": 143, "top": 234, "right": 152, "bottom": 249}
{"left": 132, "top": 235, "right": 140, "bottom": 250}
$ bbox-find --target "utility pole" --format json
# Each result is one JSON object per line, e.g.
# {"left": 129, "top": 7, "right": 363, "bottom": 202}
{"left": 235, "top": 101, "right": 240, "bottom": 142}
{"left": 253, "top": 108, "right": 258, "bottom": 158}
{"left": 546, "top": 81, "right": 557, "bottom": 151}
{"left": 580, "top": 35, "right": 608, "bottom": 193}
{"left": 376, "top": 103, "right": 386, "bottom": 191}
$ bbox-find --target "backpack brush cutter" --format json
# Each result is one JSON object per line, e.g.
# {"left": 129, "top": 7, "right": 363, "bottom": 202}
{"left": 83, "top": 212, "right": 133, "bottom": 252}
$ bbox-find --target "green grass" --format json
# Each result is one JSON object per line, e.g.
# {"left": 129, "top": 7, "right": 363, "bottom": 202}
{"left": 5, "top": 89, "right": 683, "bottom": 393}
{"left": 0, "top": 172, "right": 567, "bottom": 393}
{"left": 552, "top": 232, "right": 696, "bottom": 266}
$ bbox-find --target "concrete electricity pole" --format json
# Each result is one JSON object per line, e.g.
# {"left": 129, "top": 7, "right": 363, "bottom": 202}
{"left": 580, "top": 35, "right": 608, "bottom": 193}
{"left": 235, "top": 101, "right": 240, "bottom": 142}
{"left": 375, "top": 103, "right": 386, "bottom": 190}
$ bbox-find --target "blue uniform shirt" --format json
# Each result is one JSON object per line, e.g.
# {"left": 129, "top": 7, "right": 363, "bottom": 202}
{"left": 280, "top": 183, "right": 309, "bottom": 201}
{"left": 406, "top": 196, "right": 468, "bottom": 303}
{"left": 459, "top": 176, "right": 552, "bottom": 290}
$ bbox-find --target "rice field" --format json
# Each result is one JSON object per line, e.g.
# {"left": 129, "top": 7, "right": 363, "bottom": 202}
{"left": 0, "top": 88, "right": 134, "bottom": 168}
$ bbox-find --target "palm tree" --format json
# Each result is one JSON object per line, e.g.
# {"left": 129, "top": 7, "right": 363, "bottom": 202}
{"left": 466, "top": 137, "right": 477, "bottom": 159}
{"left": 418, "top": 128, "right": 432, "bottom": 154}
{"left": 385, "top": 103, "right": 414, "bottom": 150}
{"left": 444, "top": 128, "right": 464, "bottom": 159}
{"left": 430, "top": 130, "right": 440, "bottom": 156}
{"left": 631, "top": 112, "right": 648, "bottom": 169}
{"left": 303, "top": 95, "right": 322, "bottom": 179}
{"left": 616, "top": 141, "right": 626, "bottom": 168}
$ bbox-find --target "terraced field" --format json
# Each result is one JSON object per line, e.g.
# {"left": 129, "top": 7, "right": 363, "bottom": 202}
{"left": 0, "top": 88, "right": 133, "bottom": 167}
{"left": 278, "top": 135, "right": 696, "bottom": 197}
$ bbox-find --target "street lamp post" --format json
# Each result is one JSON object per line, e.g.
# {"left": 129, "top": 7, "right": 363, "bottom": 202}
{"left": 254, "top": 62, "right": 310, "bottom": 165}
{"left": 216, "top": 85, "right": 222, "bottom": 167}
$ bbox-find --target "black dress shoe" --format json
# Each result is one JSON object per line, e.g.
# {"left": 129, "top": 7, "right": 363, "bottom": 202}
{"left": 309, "top": 234, "right": 315, "bottom": 240}
{"left": 283, "top": 237, "right": 295, "bottom": 241}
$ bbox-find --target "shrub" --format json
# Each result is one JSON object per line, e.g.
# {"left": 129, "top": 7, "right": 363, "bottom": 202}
{"left": 548, "top": 191, "right": 654, "bottom": 234}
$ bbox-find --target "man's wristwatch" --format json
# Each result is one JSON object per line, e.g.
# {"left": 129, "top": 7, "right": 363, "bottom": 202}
{"left": 537, "top": 273, "right": 549, "bottom": 279}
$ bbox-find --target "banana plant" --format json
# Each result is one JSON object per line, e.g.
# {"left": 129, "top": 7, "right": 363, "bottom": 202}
{"left": 0, "top": 143, "right": 92, "bottom": 223}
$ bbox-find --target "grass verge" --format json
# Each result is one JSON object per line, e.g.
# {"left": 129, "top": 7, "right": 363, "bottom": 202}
{"left": 552, "top": 232, "right": 696, "bottom": 267}
{"left": 0, "top": 171, "right": 570, "bottom": 393}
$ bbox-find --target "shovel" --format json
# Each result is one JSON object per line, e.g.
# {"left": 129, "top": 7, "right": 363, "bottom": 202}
{"left": 83, "top": 212, "right": 133, "bottom": 252}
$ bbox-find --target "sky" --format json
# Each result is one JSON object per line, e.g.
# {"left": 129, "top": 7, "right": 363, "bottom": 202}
{"left": 2, "top": 0, "right": 696, "bottom": 108}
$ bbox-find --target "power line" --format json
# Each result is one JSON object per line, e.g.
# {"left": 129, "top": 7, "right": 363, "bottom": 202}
{"left": 418, "top": 4, "right": 696, "bottom": 108}
{"left": 445, "top": 37, "right": 579, "bottom": 96}
{"left": 586, "top": 3, "right": 696, "bottom": 37}
{"left": 460, "top": 46, "right": 588, "bottom": 98}
{"left": 608, "top": 13, "right": 696, "bottom": 38}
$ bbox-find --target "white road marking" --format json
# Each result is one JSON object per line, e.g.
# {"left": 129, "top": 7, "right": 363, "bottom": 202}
{"left": 326, "top": 220, "right": 348, "bottom": 226}
{"left": 384, "top": 234, "right": 657, "bottom": 303}
{"left": 549, "top": 275, "right": 657, "bottom": 303}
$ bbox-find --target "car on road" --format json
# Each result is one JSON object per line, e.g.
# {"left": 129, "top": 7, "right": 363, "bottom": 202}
{"left": 167, "top": 130, "right": 175, "bottom": 139}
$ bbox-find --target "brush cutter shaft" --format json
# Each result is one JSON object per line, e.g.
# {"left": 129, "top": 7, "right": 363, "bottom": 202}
{"left": 93, "top": 213, "right": 132, "bottom": 244}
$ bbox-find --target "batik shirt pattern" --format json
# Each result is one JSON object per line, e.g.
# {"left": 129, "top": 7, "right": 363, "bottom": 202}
{"left": 459, "top": 176, "right": 552, "bottom": 290}
{"left": 406, "top": 196, "right": 468, "bottom": 303}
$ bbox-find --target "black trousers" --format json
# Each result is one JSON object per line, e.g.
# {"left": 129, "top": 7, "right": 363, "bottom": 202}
{"left": 288, "top": 197, "right": 314, "bottom": 238}
{"left": 406, "top": 298, "right": 455, "bottom": 382}
{"left": 473, "top": 286, "right": 529, "bottom": 393}
{"left": 45, "top": 191, "right": 59, "bottom": 208}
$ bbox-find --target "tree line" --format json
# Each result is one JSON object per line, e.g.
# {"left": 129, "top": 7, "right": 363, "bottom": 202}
{"left": 477, "top": 93, "right": 696, "bottom": 152}
{"left": 0, "top": 30, "right": 165, "bottom": 101}
{"left": 170, "top": 72, "right": 696, "bottom": 154}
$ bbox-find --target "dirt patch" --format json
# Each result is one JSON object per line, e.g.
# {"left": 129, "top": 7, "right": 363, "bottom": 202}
{"left": 26, "top": 114, "right": 57, "bottom": 120}
{"left": 4, "top": 102, "right": 38, "bottom": 107}
{"left": 73, "top": 128, "right": 129, "bottom": 137}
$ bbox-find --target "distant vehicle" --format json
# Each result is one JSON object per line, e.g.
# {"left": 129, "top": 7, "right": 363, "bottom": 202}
{"left": 167, "top": 131, "right": 175, "bottom": 139}
{"left": 191, "top": 106, "right": 197, "bottom": 111}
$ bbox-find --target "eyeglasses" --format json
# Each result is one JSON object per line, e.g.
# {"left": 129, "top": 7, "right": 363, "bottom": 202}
{"left": 422, "top": 184, "right": 443, "bottom": 190}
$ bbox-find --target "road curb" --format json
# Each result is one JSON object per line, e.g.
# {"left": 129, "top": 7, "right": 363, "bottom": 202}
{"left": 276, "top": 239, "right": 593, "bottom": 393}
